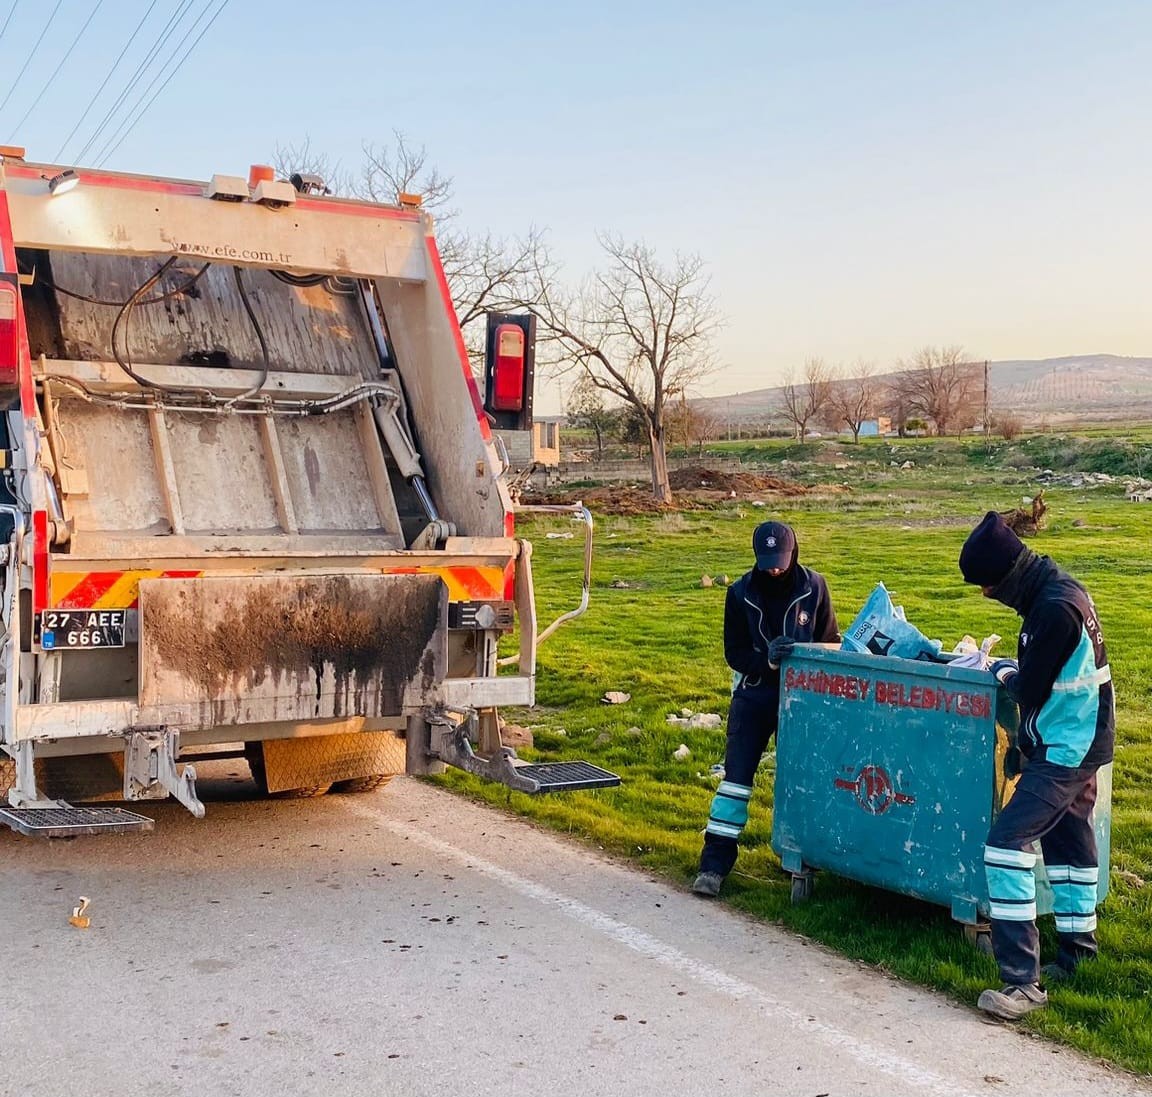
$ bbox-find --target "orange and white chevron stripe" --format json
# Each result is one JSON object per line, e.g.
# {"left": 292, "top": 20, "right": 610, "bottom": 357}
{"left": 50, "top": 564, "right": 513, "bottom": 610}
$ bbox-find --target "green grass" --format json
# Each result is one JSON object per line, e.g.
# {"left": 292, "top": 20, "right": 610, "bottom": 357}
{"left": 437, "top": 474, "right": 1152, "bottom": 1075}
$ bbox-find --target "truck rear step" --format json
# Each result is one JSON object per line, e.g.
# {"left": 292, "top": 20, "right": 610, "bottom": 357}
{"left": 511, "top": 761, "right": 620, "bottom": 793}
{"left": 0, "top": 805, "right": 154, "bottom": 838}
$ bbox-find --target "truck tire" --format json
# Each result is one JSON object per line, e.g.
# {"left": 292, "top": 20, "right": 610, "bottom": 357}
{"left": 243, "top": 742, "right": 331, "bottom": 800}
{"left": 332, "top": 774, "right": 394, "bottom": 794}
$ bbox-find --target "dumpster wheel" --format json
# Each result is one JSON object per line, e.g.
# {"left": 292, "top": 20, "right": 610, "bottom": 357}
{"left": 789, "top": 872, "right": 814, "bottom": 904}
{"left": 962, "top": 923, "right": 994, "bottom": 954}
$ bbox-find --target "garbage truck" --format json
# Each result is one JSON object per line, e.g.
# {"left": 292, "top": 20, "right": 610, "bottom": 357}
{"left": 0, "top": 150, "right": 616, "bottom": 837}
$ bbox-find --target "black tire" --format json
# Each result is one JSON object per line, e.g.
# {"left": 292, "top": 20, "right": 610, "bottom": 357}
{"left": 331, "top": 774, "right": 394, "bottom": 794}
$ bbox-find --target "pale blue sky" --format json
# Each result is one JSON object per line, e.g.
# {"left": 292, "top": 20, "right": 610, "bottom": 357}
{"left": 2, "top": 0, "right": 1149, "bottom": 412}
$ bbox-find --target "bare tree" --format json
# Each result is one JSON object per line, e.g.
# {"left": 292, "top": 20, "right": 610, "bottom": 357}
{"left": 273, "top": 134, "right": 548, "bottom": 362}
{"left": 880, "top": 366, "right": 916, "bottom": 438}
{"left": 779, "top": 358, "right": 834, "bottom": 443}
{"left": 521, "top": 236, "right": 720, "bottom": 502}
{"left": 564, "top": 374, "right": 617, "bottom": 460}
{"left": 828, "top": 361, "right": 880, "bottom": 443}
{"left": 899, "top": 346, "right": 982, "bottom": 436}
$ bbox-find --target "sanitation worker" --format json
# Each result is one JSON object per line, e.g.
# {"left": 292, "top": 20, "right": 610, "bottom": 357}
{"left": 959, "top": 510, "right": 1114, "bottom": 1021}
{"left": 692, "top": 520, "right": 840, "bottom": 898}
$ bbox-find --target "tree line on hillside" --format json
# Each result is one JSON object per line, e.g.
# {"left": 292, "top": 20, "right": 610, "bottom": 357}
{"left": 779, "top": 349, "right": 1022, "bottom": 444}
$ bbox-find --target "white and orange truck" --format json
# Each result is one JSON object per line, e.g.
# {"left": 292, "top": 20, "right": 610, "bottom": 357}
{"left": 0, "top": 151, "right": 615, "bottom": 837}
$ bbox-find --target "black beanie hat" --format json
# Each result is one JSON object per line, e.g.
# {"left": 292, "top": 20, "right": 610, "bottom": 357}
{"left": 959, "top": 511, "right": 1025, "bottom": 587}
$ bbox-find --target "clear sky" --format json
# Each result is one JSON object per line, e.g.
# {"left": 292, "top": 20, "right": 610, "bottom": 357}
{"left": 2, "top": 0, "right": 1149, "bottom": 413}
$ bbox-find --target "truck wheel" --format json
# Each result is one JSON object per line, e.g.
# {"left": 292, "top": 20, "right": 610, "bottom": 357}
{"left": 332, "top": 775, "right": 394, "bottom": 794}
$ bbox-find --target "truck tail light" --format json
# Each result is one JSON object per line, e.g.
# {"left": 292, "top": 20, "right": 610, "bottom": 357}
{"left": 0, "top": 280, "right": 20, "bottom": 393}
{"left": 491, "top": 323, "right": 525, "bottom": 412}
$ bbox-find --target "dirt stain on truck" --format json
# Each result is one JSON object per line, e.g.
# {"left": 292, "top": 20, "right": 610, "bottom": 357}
{"left": 145, "top": 575, "right": 443, "bottom": 719}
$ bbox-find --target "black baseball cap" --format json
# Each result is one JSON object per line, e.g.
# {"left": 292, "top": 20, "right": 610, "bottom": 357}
{"left": 752, "top": 521, "right": 796, "bottom": 571}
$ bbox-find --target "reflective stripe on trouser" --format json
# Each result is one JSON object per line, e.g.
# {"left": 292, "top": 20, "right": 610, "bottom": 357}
{"left": 985, "top": 845, "right": 1038, "bottom": 922}
{"left": 698, "top": 692, "right": 777, "bottom": 879}
{"left": 985, "top": 759, "right": 1100, "bottom": 985}
{"left": 705, "top": 781, "right": 752, "bottom": 840}
{"left": 1048, "top": 864, "right": 1099, "bottom": 934}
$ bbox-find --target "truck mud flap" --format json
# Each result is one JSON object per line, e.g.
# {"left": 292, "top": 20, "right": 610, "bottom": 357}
{"left": 138, "top": 574, "right": 446, "bottom": 727}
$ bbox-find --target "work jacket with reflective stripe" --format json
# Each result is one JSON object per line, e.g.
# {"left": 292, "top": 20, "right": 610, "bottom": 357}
{"left": 1005, "top": 560, "right": 1114, "bottom": 769}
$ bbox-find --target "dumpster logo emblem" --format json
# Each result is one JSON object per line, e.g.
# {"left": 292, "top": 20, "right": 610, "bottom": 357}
{"left": 834, "top": 765, "right": 915, "bottom": 815}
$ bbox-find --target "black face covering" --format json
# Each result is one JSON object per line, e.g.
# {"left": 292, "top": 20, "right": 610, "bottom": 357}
{"left": 988, "top": 547, "right": 1053, "bottom": 615}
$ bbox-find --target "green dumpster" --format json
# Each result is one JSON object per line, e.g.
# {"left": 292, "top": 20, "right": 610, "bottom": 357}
{"left": 770, "top": 645, "right": 1111, "bottom": 939}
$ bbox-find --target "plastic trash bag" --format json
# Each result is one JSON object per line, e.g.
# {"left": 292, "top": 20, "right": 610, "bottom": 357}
{"left": 947, "top": 633, "right": 1002, "bottom": 671}
{"left": 841, "top": 582, "right": 943, "bottom": 661}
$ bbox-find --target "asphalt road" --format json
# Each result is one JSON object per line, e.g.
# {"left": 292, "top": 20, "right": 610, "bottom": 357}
{"left": 0, "top": 773, "right": 1146, "bottom": 1097}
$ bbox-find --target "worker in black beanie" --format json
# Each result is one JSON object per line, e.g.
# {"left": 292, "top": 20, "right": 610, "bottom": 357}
{"left": 959, "top": 511, "right": 1114, "bottom": 1021}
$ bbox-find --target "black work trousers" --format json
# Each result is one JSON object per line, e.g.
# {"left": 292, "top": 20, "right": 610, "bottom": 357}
{"left": 698, "top": 692, "right": 777, "bottom": 878}
{"left": 984, "top": 759, "right": 1100, "bottom": 987}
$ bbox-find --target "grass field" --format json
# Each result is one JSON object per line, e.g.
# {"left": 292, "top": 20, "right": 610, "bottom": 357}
{"left": 438, "top": 448, "right": 1152, "bottom": 1075}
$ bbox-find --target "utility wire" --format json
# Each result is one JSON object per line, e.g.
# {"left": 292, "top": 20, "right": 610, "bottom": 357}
{"left": 8, "top": 0, "right": 107, "bottom": 143}
{"left": 95, "top": 0, "right": 230, "bottom": 168}
{"left": 0, "top": 1, "right": 20, "bottom": 48}
{"left": 54, "top": 0, "right": 161, "bottom": 161}
{"left": 74, "top": 0, "right": 196, "bottom": 163}
{"left": 0, "top": 0, "right": 64, "bottom": 117}
{"left": 90, "top": 0, "right": 213, "bottom": 166}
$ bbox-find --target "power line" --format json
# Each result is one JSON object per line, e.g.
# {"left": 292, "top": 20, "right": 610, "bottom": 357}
{"left": 55, "top": 0, "right": 161, "bottom": 162}
{"left": 95, "top": 0, "right": 230, "bottom": 169}
{"left": 0, "top": 1, "right": 20, "bottom": 48}
{"left": 8, "top": 0, "right": 107, "bottom": 143}
{"left": 0, "top": 0, "right": 64, "bottom": 118}
{"left": 74, "top": 0, "right": 197, "bottom": 163}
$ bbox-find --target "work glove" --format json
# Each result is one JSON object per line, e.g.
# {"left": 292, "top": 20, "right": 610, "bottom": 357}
{"left": 767, "top": 636, "right": 796, "bottom": 669}
{"left": 989, "top": 658, "right": 1020, "bottom": 686}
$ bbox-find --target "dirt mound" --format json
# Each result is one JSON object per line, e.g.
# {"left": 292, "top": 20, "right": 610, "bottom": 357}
{"left": 524, "top": 485, "right": 676, "bottom": 516}
{"left": 667, "top": 465, "right": 810, "bottom": 495}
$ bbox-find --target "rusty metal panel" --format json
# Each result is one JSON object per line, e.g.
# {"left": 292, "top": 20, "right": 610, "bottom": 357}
{"left": 138, "top": 575, "right": 446, "bottom": 726}
{"left": 164, "top": 413, "right": 280, "bottom": 533}
{"left": 275, "top": 415, "right": 389, "bottom": 532}
{"left": 259, "top": 731, "right": 406, "bottom": 793}
{"left": 45, "top": 254, "right": 381, "bottom": 378}
{"left": 54, "top": 398, "right": 169, "bottom": 533}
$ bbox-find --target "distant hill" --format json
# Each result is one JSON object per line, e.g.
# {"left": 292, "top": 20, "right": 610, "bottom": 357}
{"left": 694, "top": 355, "right": 1152, "bottom": 426}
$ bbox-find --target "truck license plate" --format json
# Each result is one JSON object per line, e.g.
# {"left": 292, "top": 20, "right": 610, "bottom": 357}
{"left": 38, "top": 609, "right": 127, "bottom": 650}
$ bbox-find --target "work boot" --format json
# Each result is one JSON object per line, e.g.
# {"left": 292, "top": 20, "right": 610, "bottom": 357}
{"left": 977, "top": 983, "right": 1048, "bottom": 1021}
{"left": 691, "top": 871, "right": 724, "bottom": 898}
{"left": 1041, "top": 962, "right": 1074, "bottom": 985}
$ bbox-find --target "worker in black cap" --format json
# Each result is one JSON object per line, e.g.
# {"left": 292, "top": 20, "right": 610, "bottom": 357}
{"left": 692, "top": 520, "right": 839, "bottom": 898}
{"left": 959, "top": 511, "right": 1114, "bottom": 1021}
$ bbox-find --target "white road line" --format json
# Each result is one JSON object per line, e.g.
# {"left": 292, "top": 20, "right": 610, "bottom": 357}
{"left": 344, "top": 800, "right": 980, "bottom": 1097}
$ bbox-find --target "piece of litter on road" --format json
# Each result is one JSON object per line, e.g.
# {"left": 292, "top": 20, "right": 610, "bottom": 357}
{"left": 673, "top": 744, "right": 691, "bottom": 760}
{"left": 601, "top": 691, "right": 631, "bottom": 705}
{"left": 69, "top": 896, "right": 91, "bottom": 929}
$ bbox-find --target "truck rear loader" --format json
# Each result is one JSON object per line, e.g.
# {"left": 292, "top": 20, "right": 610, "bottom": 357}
{"left": 0, "top": 153, "right": 616, "bottom": 837}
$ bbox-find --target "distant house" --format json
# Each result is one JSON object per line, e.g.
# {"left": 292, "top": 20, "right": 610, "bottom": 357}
{"left": 858, "top": 417, "right": 893, "bottom": 437}
{"left": 495, "top": 418, "right": 562, "bottom": 470}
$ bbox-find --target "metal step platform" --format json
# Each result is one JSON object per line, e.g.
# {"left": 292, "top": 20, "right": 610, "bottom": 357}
{"left": 512, "top": 761, "right": 621, "bottom": 793}
{"left": 0, "top": 805, "right": 155, "bottom": 838}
